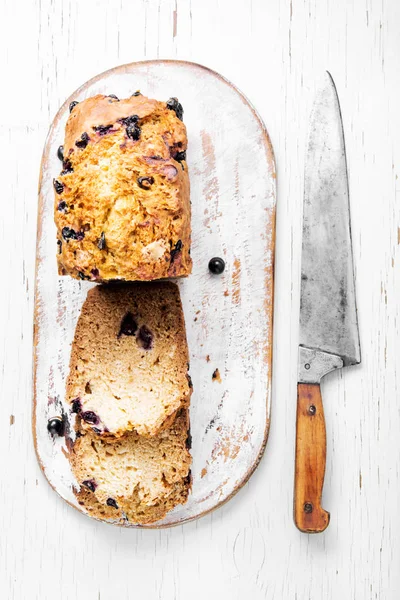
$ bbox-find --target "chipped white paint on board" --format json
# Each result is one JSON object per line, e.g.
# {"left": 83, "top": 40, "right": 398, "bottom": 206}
{"left": 34, "top": 61, "right": 276, "bottom": 527}
{"left": 2, "top": 0, "right": 400, "bottom": 598}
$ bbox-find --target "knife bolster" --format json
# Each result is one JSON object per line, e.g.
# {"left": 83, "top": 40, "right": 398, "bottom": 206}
{"left": 298, "top": 347, "right": 343, "bottom": 384}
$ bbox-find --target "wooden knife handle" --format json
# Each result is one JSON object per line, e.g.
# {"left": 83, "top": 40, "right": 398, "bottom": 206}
{"left": 294, "top": 382, "right": 330, "bottom": 533}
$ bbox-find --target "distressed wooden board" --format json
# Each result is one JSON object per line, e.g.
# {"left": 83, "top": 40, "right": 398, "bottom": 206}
{"left": 33, "top": 60, "right": 276, "bottom": 528}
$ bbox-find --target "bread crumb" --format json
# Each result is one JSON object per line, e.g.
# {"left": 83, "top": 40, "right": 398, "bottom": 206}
{"left": 212, "top": 368, "right": 221, "bottom": 383}
{"left": 224, "top": 290, "right": 229, "bottom": 297}
{"left": 206, "top": 355, "right": 210, "bottom": 362}
{"left": 201, "top": 467, "right": 207, "bottom": 478}
{"left": 10, "top": 415, "right": 14, "bottom": 425}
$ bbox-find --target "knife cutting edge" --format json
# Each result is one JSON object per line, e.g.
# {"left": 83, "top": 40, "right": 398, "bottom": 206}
{"left": 294, "top": 72, "right": 361, "bottom": 533}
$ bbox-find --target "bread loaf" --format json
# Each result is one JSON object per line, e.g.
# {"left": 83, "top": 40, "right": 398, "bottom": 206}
{"left": 54, "top": 93, "right": 191, "bottom": 281}
{"left": 72, "top": 409, "right": 192, "bottom": 525}
{"left": 66, "top": 282, "right": 192, "bottom": 438}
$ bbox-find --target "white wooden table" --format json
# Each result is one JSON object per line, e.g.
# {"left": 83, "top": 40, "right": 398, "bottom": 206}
{"left": 1, "top": 0, "right": 399, "bottom": 598}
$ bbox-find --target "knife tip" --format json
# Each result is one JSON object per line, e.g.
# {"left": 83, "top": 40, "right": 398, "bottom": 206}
{"left": 312, "top": 71, "right": 339, "bottom": 107}
{"left": 325, "top": 70, "right": 335, "bottom": 87}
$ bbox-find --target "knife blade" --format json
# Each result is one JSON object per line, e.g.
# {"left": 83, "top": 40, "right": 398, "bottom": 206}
{"left": 294, "top": 72, "right": 361, "bottom": 533}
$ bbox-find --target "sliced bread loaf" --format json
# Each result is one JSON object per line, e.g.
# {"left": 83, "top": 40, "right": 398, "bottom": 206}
{"left": 71, "top": 409, "right": 192, "bottom": 525}
{"left": 66, "top": 282, "right": 192, "bottom": 438}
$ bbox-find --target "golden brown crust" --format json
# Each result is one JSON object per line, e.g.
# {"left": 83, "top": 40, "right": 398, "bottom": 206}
{"left": 55, "top": 94, "right": 191, "bottom": 281}
{"left": 66, "top": 282, "right": 192, "bottom": 438}
{"left": 71, "top": 409, "right": 192, "bottom": 525}
{"left": 64, "top": 95, "right": 160, "bottom": 154}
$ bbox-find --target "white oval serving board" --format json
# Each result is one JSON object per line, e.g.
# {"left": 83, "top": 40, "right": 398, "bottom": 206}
{"left": 33, "top": 60, "right": 276, "bottom": 528}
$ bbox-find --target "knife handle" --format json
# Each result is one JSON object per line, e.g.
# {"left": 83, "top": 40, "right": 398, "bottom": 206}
{"left": 294, "top": 382, "right": 330, "bottom": 533}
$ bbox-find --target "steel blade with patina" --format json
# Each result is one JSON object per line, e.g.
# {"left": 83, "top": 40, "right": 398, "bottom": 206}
{"left": 299, "top": 72, "right": 360, "bottom": 374}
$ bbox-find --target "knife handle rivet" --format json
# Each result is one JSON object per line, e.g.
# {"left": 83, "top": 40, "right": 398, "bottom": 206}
{"left": 305, "top": 363, "right": 311, "bottom": 370}
{"left": 308, "top": 404, "right": 316, "bottom": 416}
{"left": 304, "top": 502, "right": 313, "bottom": 514}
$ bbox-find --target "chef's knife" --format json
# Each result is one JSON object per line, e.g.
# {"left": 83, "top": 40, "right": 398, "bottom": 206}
{"left": 294, "top": 72, "right": 361, "bottom": 533}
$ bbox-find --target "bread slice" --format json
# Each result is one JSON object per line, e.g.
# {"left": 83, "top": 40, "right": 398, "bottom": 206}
{"left": 54, "top": 93, "right": 191, "bottom": 282}
{"left": 71, "top": 409, "right": 192, "bottom": 525}
{"left": 66, "top": 282, "right": 192, "bottom": 438}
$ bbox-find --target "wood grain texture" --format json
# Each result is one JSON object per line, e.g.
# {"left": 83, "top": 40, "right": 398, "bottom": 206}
{"left": 34, "top": 60, "right": 276, "bottom": 528}
{"left": 1, "top": 0, "right": 400, "bottom": 598}
{"left": 294, "top": 383, "right": 330, "bottom": 533}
